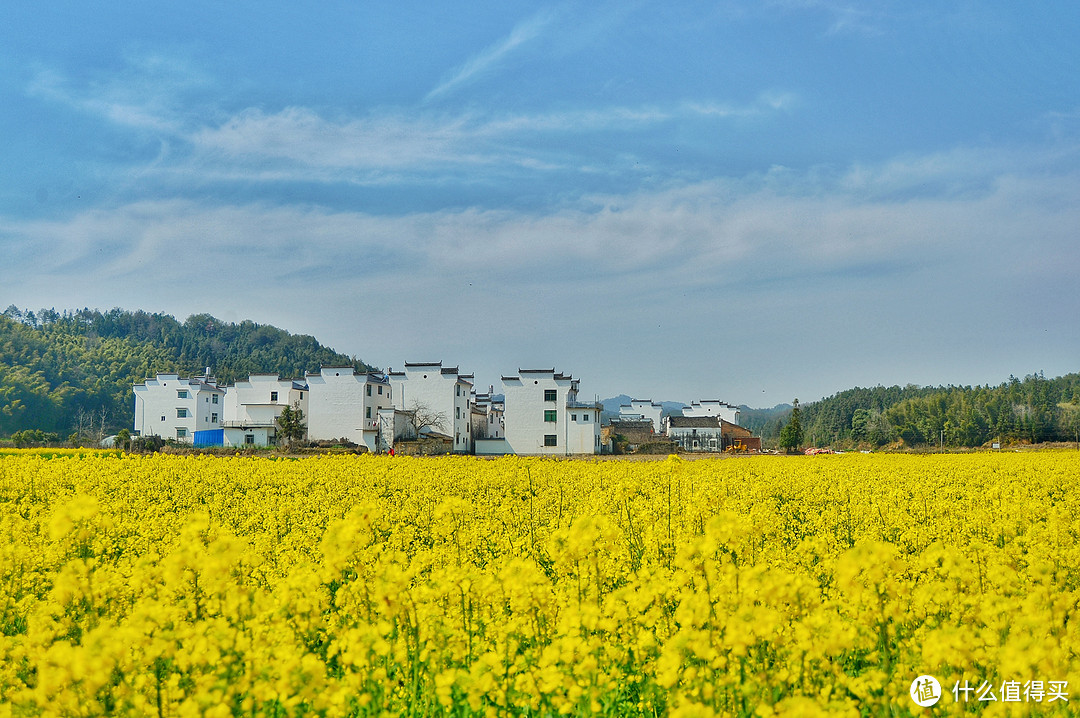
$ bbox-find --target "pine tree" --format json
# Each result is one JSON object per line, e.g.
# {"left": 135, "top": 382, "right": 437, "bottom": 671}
{"left": 276, "top": 403, "right": 307, "bottom": 449}
{"left": 779, "top": 398, "right": 803, "bottom": 452}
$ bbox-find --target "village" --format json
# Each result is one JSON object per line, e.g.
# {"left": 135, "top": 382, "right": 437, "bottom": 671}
{"left": 132, "top": 362, "right": 760, "bottom": 455}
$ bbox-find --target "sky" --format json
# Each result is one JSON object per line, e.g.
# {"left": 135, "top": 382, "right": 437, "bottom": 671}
{"left": 2, "top": 1, "right": 1079, "bottom": 407}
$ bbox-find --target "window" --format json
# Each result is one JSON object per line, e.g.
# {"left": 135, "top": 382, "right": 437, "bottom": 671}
{"left": 571, "top": 414, "right": 577, "bottom": 422}
{"left": 212, "top": 394, "right": 219, "bottom": 404}
{"left": 299, "top": 392, "right": 303, "bottom": 399}
{"left": 211, "top": 413, "right": 218, "bottom": 423}
{"left": 583, "top": 414, "right": 590, "bottom": 423}
{"left": 366, "top": 406, "right": 372, "bottom": 419}
{"left": 456, "top": 407, "right": 460, "bottom": 419}
{"left": 544, "top": 410, "right": 557, "bottom": 422}
{"left": 544, "top": 435, "right": 557, "bottom": 447}
{"left": 378, "top": 386, "right": 382, "bottom": 395}
{"left": 176, "top": 428, "right": 187, "bottom": 439}
{"left": 176, "top": 408, "right": 188, "bottom": 418}
{"left": 456, "top": 385, "right": 461, "bottom": 397}
{"left": 544, "top": 389, "right": 557, "bottom": 402}
{"left": 177, "top": 390, "right": 188, "bottom": 399}
{"left": 245, "top": 434, "right": 255, "bottom": 445}
{"left": 161, "top": 415, "right": 166, "bottom": 422}
{"left": 366, "top": 385, "right": 372, "bottom": 397}
{"left": 270, "top": 391, "right": 278, "bottom": 402}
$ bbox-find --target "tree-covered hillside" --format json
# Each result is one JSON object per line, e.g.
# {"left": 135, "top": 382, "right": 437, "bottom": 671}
{"left": 755, "top": 374, "right": 1080, "bottom": 449}
{"left": 0, "top": 307, "right": 374, "bottom": 438}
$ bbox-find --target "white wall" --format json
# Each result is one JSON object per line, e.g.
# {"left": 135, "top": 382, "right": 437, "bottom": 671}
{"left": 684, "top": 400, "right": 741, "bottom": 425}
{"left": 390, "top": 362, "right": 473, "bottom": 453}
{"left": 619, "top": 400, "right": 663, "bottom": 433}
{"left": 222, "top": 375, "right": 308, "bottom": 435}
{"left": 305, "top": 368, "right": 392, "bottom": 451}
{"left": 223, "top": 426, "right": 274, "bottom": 448}
{"left": 471, "top": 391, "right": 505, "bottom": 440}
{"left": 566, "top": 404, "right": 602, "bottom": 454}
{"left": 502, "top": 370, "right": 599, "bottom": 455}
{"left": 220, "top": 374, "right": 309, "bottom": 445}
{"left": 133, "top": 373, "right": 223, "bottom": 442}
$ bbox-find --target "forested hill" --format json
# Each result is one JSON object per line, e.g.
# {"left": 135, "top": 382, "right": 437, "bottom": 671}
{"left": 0, "top": 306, "right": 374, "bottom": 437}
{"left": 750, "top": 374, "right": 1080, "bottom": 449}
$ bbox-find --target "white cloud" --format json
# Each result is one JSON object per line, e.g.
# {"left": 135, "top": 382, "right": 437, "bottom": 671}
{"left": 183, "top": 96, "right": 795, "bottom": 182}
{"left": 8, "top": 145, "right": 1079, "bottom": 296}
{"left": 765, "top": 0, "right": 893, "bottom": 36}
{"left": 424, "top": 10, "right": 555, "bottom": 102}
{"left": 190, "top": 107, "right": 483, "bottom": 171}
{"left": 26, "top": 55, "right": 209, "bottom": 134}
{"left": 26, "top": 57, "right": 795, "bottom": 186}
{"left": 5, "top": 144, "right": 1079, "bottom": 400}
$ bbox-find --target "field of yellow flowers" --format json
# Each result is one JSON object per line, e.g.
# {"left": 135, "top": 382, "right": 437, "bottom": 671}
{"left": 0, "top": 451, "right": 1077, "bottom": 717}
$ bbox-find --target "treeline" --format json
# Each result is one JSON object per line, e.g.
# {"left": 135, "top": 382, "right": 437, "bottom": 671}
{"left": 0, "top": 306, "right": 373, "bottom": 439}
{"left": 751, "top": 374, "right": 1080, "bottom": 449}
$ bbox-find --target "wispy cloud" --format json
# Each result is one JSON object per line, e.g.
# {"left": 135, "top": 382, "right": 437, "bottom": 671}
{"left": 8, "top": 145, "right": 1079, "bottom": 292}
{"left": 26, "top": 54, "right": 209, "bottom": 134}
{"left": 25, "top": 54, "right": 795, "bottom": 188}
{"left": 5, "top": 144, "right": 1079, "bottom": 400}
{"left": 185, "top": 93, "right": 795, "bottom": 182}
{"left": 424, "top": 10, "right": 555, "bottom": 103}
{"left": 766, "top": 0, "right": 893, "bottom": 36}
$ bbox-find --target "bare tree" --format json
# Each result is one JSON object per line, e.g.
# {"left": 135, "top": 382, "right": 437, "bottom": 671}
{"left": 73, "top": 409, "right": 91, "bottom": 447}
{"left": 98, "top": 406, "right": 109, "bottom": 445}
{"left": 403, "top": 401, "right": 448, "bottom": 440}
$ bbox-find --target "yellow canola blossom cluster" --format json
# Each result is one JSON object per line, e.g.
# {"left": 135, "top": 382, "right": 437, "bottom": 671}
{"left": 0, "top": 451, "right": 1078, "bottom": 716}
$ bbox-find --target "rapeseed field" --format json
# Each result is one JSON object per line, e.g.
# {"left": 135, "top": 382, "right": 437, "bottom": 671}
{"left": 0, "top": 452, "right": 1076, "bottom": 716}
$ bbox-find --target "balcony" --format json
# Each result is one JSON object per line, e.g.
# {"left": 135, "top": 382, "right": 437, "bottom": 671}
{"left": 222, "top": 420, "right": 278, "bottom": 429}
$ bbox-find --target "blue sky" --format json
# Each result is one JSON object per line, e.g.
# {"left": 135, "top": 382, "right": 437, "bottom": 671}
{"left": 2, "top": 1, "right": 1079, "bottom": 406}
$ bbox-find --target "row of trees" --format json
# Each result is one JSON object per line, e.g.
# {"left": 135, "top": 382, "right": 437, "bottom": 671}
{"left": 756, "top": 373, "right": 1080, "bottom": 449}
{"left": 0, "top": 306, "right": 373, "bottom": 438}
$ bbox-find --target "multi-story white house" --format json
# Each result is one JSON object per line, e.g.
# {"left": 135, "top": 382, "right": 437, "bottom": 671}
{"left": 388, "top": 361, "right": 474, "bottom": 453}
{"left": 682, "top": 400, "right": 741, "bottom": 425}
{"left": 495, "top": 369, "right": 601, "bottom": 455}
{"left": 133, "top": 373, "right": 224, "bottom": 443}
{"left": 471, "top": 386, "right": 504, "bottom": 441}
{"left": 304, "top": 367, "right": 393, "bottom": 451}
{"left": 220, "top": 374, "right": 308, "bottom": 447}
{"left": 619, "top": 399, "right": 664, "bottom": 432}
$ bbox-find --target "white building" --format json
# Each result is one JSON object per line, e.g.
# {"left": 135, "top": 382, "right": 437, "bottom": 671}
{"left": 619, "top": 399, "right": 664, "bottom": 433}
{"left": 683, "top": 400, "right": 741, "bottom": 425}
{"left": 133, "top": 373, "right": 224, "bottom": 443}
{"left": 491, "top": 369, "right": 601, "bottom": 455}
{"left": 221, "top": 374, "right": 308, "bottom": 447}
{"left": 304, "top": 367, "right": 393, "bottom": 451}
{"left": 388, "top": 362, "right": 474, "bottom": 454}
{"left": 665, "top": 416, "right": 725, "bottom": 452}
{"left": 377, "top": 407, "right": 416, "bottom": 453}
{"left": 471, "top": 387, "right": 505, "bottom": 440}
